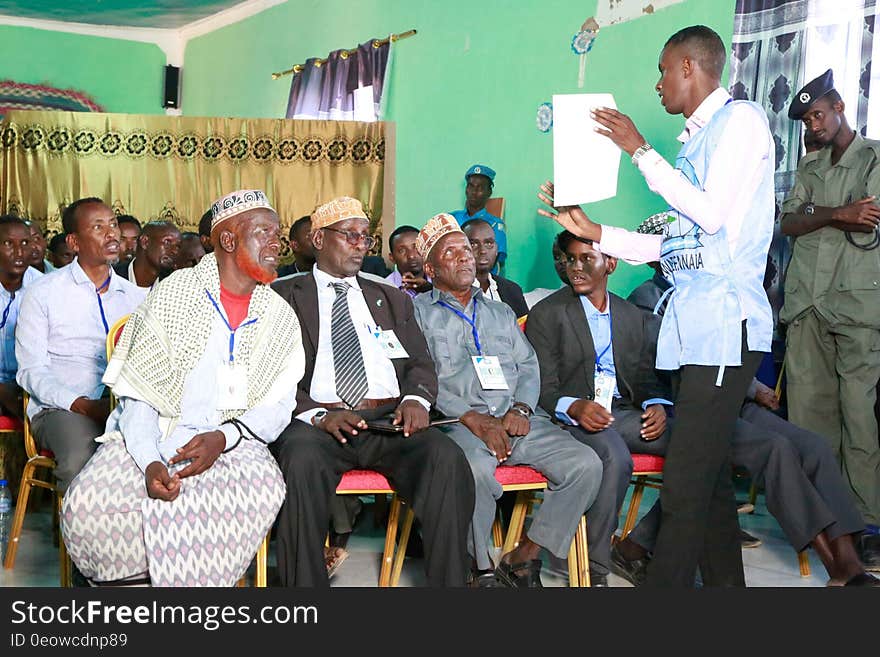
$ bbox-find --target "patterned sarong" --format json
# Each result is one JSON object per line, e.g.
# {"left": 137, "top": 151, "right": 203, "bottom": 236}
{"left": 61, "top": 439, "right": 285, "bottom": 587}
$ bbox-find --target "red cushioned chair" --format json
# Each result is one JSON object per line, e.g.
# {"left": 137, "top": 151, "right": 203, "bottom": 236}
{"left": 619, "top": 454, "right": 666, "bottom": 541}
{"left": 493, "top": 464, "right": 590, "bottom": 587}
{"left": 335, "top": 469, "right": 404, "bottom": 587}
{"left": 389, "top": 464, "right": 590, "bottom": 587}
{"left": 3, "top": 392, "right": 70, "bottom": 586}
{"left": 0, "top": 414, "right": 24, "bottom": 507}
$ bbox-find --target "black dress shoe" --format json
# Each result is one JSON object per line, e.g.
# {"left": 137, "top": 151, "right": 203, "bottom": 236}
{"left": 610, "top": 543, "right": 648, "bottom": 586}
{"left": 858, "top": 534, "right": 880, "bottom": 572}
{"left": 590, "top": 572, "right": 608, "bottom": 587}
{"left": 470, "top": 570, "right": 506, "bottom": 588}
{"left": 845, "top": 572, "right": 880, "bottom": 587}
{"left": 738, "top": 528, "right": 762, "bottom": 548}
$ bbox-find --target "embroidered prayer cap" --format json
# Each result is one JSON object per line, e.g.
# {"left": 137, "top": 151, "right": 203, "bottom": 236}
{"left": 788, "top": 69, "right": 835, "bottom": 120}
{"left": 210, "top": 189, "right": 274, "bottom": 230}
{"left": 416, "top": 213, "right": 465, "bottom": 261}
{"left": 311, "top": 197, "right": 368, "bottom": 231}
{"left": 465, "top": 164, "right": 496, "bottom": 183}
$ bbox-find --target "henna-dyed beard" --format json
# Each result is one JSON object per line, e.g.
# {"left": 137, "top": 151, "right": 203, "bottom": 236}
{"left": 235, "top": 248, "right": 277, "bottom": 285}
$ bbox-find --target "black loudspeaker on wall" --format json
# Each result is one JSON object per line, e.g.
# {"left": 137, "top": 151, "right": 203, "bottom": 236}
{"left": 164, "top": 65, "right": 181, "bottom": 109}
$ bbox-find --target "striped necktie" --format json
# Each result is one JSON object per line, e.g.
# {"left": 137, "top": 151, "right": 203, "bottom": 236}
{"left": 330, "top": 281, "right": 368, "bottom": 408}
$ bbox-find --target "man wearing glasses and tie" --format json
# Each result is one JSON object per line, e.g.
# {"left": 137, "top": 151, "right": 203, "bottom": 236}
{"left": 270, "top": 196, "right": 475, "bottom": 587}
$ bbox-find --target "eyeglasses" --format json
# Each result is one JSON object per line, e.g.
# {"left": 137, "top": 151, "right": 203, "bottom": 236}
{"left": 322, "top": 227, "right": 376, "bottom": 249}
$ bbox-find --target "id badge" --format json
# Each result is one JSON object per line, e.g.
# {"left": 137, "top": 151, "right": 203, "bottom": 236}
{"left": 593, "top": 370, "right": 615, "bottom": 411}
{"left": 472, "top": 355, "right": 509, "bottom": 390}
{"left": 371, "top": 327, "right": 409, "bottom": 359}
{"left": 218, "top": 362, "right": 249, "bottom": 409}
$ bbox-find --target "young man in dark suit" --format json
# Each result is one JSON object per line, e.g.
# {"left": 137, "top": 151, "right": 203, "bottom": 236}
{"left": 270, "top": 197, "right": 475, "bottom": 587}
{"left": 526, "top": 231, "right": 670, "bottom": 585}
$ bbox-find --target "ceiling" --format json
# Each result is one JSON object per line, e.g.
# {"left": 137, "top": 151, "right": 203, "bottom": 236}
{"left": 0, "top": 1, "right": 250, "bottom": 29}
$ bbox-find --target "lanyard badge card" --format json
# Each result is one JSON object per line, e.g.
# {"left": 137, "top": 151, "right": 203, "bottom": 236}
{"left": 593, "top": 369, "right": 614, "bottom": 411}
{"left": 473, "top": 355, "right": 509, "bottom": 390}
{"left": 437, "top": 297, "right": 509, "bottom": 390}
{"left": 369, "top": 325, "right": 409, "bottom": 359}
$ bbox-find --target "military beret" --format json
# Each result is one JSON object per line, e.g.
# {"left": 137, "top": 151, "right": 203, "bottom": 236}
{"left": 465, "top": 164, "right": 496, "bottom": 183}
{"left": 788, "top": 69, "right": 835, "bottom": 120}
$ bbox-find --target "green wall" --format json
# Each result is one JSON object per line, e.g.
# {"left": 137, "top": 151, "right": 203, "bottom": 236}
{"left": 0, "top": 25, "right": 166, "bottom": 114}
{"left": 183, "top": 0, "right": 735, "bottom": 293}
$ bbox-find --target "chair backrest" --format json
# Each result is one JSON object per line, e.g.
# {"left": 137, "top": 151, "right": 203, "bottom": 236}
{"left": 21, "top": 391, "right": 38, "bottom": 460}
{"left": 106, "top": 314, "right": 130, "bottom": 360}
{"left": 485, "top": 197, "right": 505, "bottom": 219}
{"left": 105, "top": 314, "right": 130, "bottom": 411}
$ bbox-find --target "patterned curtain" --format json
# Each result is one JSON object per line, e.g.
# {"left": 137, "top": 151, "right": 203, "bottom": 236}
{"left": 286, "top": 39, "right": 391, "bottom": 121}
{"left": 728, "top": 0, "right": 878, "bottom": 362}
{"left": 0, "top": 110, "right": 389, "bottom": 260}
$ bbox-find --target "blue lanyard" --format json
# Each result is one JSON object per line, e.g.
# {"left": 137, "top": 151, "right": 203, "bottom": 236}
{"left": 0, "top": 293, "right": 15, "bottom": 330}
{"left": 95, "top": 274, "right": 111, "bottom": 335}
{"left": 594, "top": 308, "right": 613, "bottom": 373}
{"left": 437, "top": 297, "right": 482, "bottom": 355}
{"left": 205, "top": 290, "right": 258, "bottom": 363}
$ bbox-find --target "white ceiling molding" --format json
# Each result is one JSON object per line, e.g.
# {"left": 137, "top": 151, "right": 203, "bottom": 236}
{"left": 0, "top": 0, "right": 286, "bottom": 66}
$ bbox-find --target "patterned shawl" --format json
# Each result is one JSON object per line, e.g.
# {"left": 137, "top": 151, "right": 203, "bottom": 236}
{"left": 103, "top": 252, "right": 302, "bottom": 428}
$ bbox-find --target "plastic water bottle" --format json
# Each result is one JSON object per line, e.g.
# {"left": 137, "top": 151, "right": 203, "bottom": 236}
{"left": 0, "top": 479, "right": 12, "bottom": 561}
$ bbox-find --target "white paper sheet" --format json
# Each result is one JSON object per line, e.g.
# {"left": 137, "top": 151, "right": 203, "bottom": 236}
{"left": 552, "top": 93, "right": 621, "bottom": 205}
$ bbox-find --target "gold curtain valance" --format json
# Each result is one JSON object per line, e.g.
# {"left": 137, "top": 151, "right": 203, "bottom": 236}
{"left": 0, "top": 110, "right": 389, "bottom": 254}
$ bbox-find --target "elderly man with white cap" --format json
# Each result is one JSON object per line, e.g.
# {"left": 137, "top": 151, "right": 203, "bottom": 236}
{"left": 270, "top": 196, "right": 475, "bottom": 587}
{"left": 62, "top": 189, "right": 305, "bottom": 587}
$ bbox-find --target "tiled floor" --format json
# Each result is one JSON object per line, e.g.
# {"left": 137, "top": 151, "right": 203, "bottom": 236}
{"left": 0, "top": 480, "right": 830, "bottom": 588}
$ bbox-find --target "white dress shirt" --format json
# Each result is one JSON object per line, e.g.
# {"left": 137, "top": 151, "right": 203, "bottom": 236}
{"left": 127, "top": 259, "right": 152, "bottom": 291}
{"left": 297, "top": 265, "right": 429, "bottom": 423}
{"left": 483, "top": 273, "right": 502, "bottom": 302}
{"left": 599, "top": 87, "right": 774, "bottom": 264}
{"left": 15, "top": 258, "right": 147, "bottom": 419}
{"left": 115, "top": 310, "right": 302, "bottom": 473}
{"left": 0, "top": 266, "right": 42, "bottom": 383}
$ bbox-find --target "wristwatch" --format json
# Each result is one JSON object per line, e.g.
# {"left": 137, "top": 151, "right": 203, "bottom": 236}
{"left": 804, "top": 202, "right": 816, "bottom": 215}
{"left": 511, "top": 402, "right": 532, "bottom": 418}
{"left": 631, "top": 142, "right": 654, "bottom": 165}
{"left": 312, "top": 409, "right": 328, "bottom": 427}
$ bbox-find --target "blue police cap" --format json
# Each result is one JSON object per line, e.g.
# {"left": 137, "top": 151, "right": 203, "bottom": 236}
{"left": 465, "top": 164, "right": 496, "bottom": 183}
{"left": 788, "top": 69, "right": 835, "bottom": 120}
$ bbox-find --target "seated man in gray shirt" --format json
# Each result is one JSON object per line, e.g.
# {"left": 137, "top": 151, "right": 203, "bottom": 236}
{"left": 16, "top": 197, "right": 147, "bottom": 493}
{"left": 413, "top": 214, "right": 602, "bottom": 587}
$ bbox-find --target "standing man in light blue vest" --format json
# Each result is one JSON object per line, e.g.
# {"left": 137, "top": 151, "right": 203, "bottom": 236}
{"left": 538, "top": 25, "right": 775, "bottom": 587}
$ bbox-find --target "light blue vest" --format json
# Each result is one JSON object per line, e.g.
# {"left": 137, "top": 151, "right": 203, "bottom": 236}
{"left": 655, "top": 99, "right": 774, "bottom": 378}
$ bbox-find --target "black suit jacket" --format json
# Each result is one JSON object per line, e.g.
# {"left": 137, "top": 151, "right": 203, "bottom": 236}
{"left": 525, "top": 287, "right": 665, "bottom": 415}
{"left": 112, "top": 259, "right": 170, "bottom": 285}
{"left": 360, "top": 255, "right": 390, "bottom": 277}
{"left": 495, "top": 275, "right": 529, "bottom": 319}
{"left": 271, "top": 271, "right": 438, "bottom": 414}
{"left": 112, "top": 261, "right": 130, "bottom": 281}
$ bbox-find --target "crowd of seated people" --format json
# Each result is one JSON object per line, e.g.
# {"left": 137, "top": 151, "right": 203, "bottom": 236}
{"left": 3, "top": 184, "right": 878, "bottom": 589}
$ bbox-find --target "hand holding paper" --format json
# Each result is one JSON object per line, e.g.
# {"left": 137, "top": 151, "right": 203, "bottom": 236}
{"left": 591, "top": 106, "right": 647, "bottom": 156}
